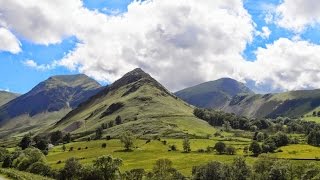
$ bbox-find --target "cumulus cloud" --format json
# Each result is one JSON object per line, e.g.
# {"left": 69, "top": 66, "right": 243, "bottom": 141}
{"left": 0, "top": 27, "right": 21, "bottom": 54}
{"left": 2, "top": 0, "right": 320, "bottom": 92}
{"left": 244, "top": 38, "right": 320, "bottom": 90}
{"left": 275, "top": 0, "right": 320, "bottom": 32}
{"left": 23, "top": 59, "right": 57, "bottom": 71}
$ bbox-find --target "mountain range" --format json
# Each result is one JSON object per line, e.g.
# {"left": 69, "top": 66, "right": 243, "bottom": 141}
{"left": 0, "top": 74, "right": 102, "bottom": 139}
{"left": 1, "top": 68, "right": 320, "bottom": 140}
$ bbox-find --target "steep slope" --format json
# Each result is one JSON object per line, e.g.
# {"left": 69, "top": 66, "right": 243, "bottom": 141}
{"left": 223, "top": 89, "right": 320, "bottom": 118}
{"left": 53, "top": 68, "right": 215, "bottom": 138}
{"left": 175, "top": 78, "right": 254, "bottom": 109}
{"left": 0, "top": 91, "right": 19, "bottom": 107}
{"left": 0, "top": 74, "right": 102, "bottom": 138}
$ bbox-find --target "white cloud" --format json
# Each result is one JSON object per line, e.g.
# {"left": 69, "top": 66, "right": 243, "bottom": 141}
{"left": 244, "top": 38, "right": 320, "bottom": 90}
{"left": 275, "top": 0, "right": 320, "bottom": 32}
{"left": 23, "top": 59, "right": 57, "bottom": 71}
{"left": 0, "top": 88, "right": 10, "bottom": 92}
{"left": 0, "top": 27, "right": 21, "bottom": 54}
{"left": 2, "top": 0, "right": 320, "bottom": 92}
{"left": 257, "top": 26, "right": 271, "bottom": 39}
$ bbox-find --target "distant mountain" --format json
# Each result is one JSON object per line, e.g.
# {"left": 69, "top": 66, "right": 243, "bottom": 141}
{"left": 0, "top": 91, "right": 19, "bottom": 107}
{"left": 222, "top": 89, "right": 320, "bottom": 118}
{"left": 52, "top": 68, "right": 215, "bottom": 138}
{"left": 0, "top": 74, "right": 102, "bottom": 138}
{"left": 175, "top": 78, "right": 254, "bottom": 109}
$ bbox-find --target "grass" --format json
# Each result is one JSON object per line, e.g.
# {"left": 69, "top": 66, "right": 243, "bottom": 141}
{"left": 275, "top": 144, "right": 320, "bottom": 159}
{"left": 47, "top": 138, "right": 253, "bottom": 176}
{"left": 52, "top": 79, "right": 217, "bottom": 138}
{"left": 0, "top": 168, "right": 53, "bottom": 180}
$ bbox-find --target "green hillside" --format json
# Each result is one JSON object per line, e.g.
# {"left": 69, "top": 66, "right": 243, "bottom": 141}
{"left": 52, "top": 68, "right": 215, "bottom": 138}
{"left": 223, "top": 89, "right": 320, "bottom": 118}
{"left": 175, "top": 78, "right": 254, "bottom": 109}
{"left": 0, "top": 74, "right": 102, "bottom": 139}
{"left": 0, "top": 91, "right": 19, "bottom": 107}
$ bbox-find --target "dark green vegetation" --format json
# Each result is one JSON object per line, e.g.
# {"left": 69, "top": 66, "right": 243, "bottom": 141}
{"left": 175, "top": 78, "right": 254, "bottom": 109}
{"left": 52, "top": 68, "right": 215, "bottom": 138}
{"left": 0, "top": 91, "right": 19, "bottom": 107}
{"left": 0, "top": 74, "right": 102, "bottom": 139}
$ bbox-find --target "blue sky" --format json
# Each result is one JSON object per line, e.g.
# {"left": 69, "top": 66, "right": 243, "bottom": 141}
{"left": 1, "top": 0, "right": 320, "bottom": 94}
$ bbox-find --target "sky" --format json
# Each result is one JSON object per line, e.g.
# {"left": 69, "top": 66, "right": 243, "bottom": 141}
{"left": 1, "top": 0, "right": 320, "bottom": 94}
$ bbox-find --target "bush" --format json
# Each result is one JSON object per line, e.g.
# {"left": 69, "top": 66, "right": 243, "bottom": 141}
{"left": 214, "top": 142, "right": 226, "bottom": 154}
{"left": 27, "top": 161, "right": 52, "bottom": 176}
{"left": 169, "top": 145, "right": 177, "bottom": 151}
{"left": 69, "top": 147, "right": 74, "bottom": 151}
{"left": 102, "top": 143, "right": 107, "bottom": 148}
{"left": 226, "top": 146, "right": 236, "bottom": 155}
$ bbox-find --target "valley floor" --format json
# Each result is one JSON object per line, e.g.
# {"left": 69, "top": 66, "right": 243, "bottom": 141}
{"left": 47, "top": 138, "right": 320, "bottom": 176}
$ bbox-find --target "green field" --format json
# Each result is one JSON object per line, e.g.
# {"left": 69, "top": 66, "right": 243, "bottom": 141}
{"left": 47, "top": 138, "right": 253, "bottom": 175}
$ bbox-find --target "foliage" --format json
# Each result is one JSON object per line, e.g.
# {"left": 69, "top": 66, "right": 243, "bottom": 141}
{"left": 50, "top": 131, "right": 63, "bottom": 145}
{"left": 249, "top": 141, "right": 262, "bottom": 156}
{"left": 120, "top": 132, "right": 135, "bottom": 151}
{"left": 214, "top": 142, "right": 226, "bottom": 154}
{"left": 59, "top": 157, "right": 83, "bottom": 180}
{"left": 182, "top": 138, "right": 191, "bottom": 153}
{"left": 19, "top": 135, "right": 32, "bottom": 150}
{"left": 93, "top": 155, "right": 123, "bottom": 180}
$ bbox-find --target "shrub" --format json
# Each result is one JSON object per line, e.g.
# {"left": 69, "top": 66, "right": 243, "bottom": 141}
{"left": 214, "top": 142, "right": 226, "bottom": 154}
{"left": 69, "top": 147, "right": 74, "bottom": 151}
{"left": 102, "top": 143, "right": 107, "bottom": 148}
{"left": 169, "top": 145, "right": 177, "bottom": 151}
{"left": 226, "top": 146, "right": 236, "bottom": 155}
{"left": 27, "top": 161, "right": 52, "bottom": 176}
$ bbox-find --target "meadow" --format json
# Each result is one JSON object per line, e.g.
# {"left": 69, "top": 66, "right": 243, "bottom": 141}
{"left": 46, "top": 137, "right": 320, "bottom": 176}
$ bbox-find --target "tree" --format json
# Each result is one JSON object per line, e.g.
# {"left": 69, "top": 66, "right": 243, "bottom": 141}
{"left": 256, "top": 132, "right": 265, "bottom": 142}
{"left": 182, "top": 137, "right": 191, "bottom": 153}
{"left": 214, "top": 142, "right": 226, "bottom": 154}
{"left": 27, "top": 161, "right": 52, "bottom": 176}
{"left": 50, "top": 131, "right": 63, "bottom": 145}
{"left": 231, "top": 157, "right": 251, "bottom": 180}
{"left": 253, "top": 154, "right": 275, "bottom": 178}
{"left": 308, "top": 130, "right": 320, "bottom": 146}
{"left": 2, "top": 155, "right": 12, "bottom": 168}
{"left": 249, "top": 141, "right": 262, "bottom": 156}
{"left": 62, "top": 144, "right": 67, "bottom": 152}
{"left": 34, "top": 138, "right": 49, "bottom": 153}
{"left": 60, "top": 157, "right": 83, "bottom": 180}
{"left": 95, "top": 127, "right": 103, "bottom": 139}
{"left": 268, "top": 161, "right": 289, "bottom": 180}
{"left": 192, "top": 161, "right": 230, "bottom": 180}
{"left": 226, "top": 146, "right": 236, "bottom": 155}
{"left": 63, "top": 133, "right": 72, "bottom": 143}
{"left": 19, "top": 135, "right": 32, "bottom": 150}
{"left": 0, "top": 147, "right": 9, "bottom": 162}
{"left": 102, "top": 143, "right": 107, "bottom": 148}
{"left": 152, "top": 159, "right": 184, "bottom": 180}
{"left": 93, "top": 155, "right": 123, "bottom": 180}
{"left": 108, "top": 121, "right": 114, "bottom": 128}
{"left": 318, "top": 111, "right": 320, "bottom": 117}
{"left": 120, "top": 132, "right": 135, "bottom": 151}
{"left": 115, "top": 115, "right": 122, "bottom": 125}
{"left": 222, "top": 121, "right": 231, "bottom": 132}
{"left": 313, "top": 111, "right": 317, "bottom": 117}
{"left": 122, "top": 169, "right": 145, "bottom": 180}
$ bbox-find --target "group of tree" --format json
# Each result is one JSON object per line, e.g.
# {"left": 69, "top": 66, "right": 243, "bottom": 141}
{"left": 18, "top": 131, "right": 72, "bottom": 155}
{"left": 194, "top": 108, "right": 272, "bottom": 131}
{"left": 249, "top": 132, "right": 291, "bottom": 156}
{"left": 213, "top": 142, "right": 236, "bottom": 155}
{"left": 96, "top": 115, "right": 123, "bottom": 139}
{"left": 312, "top": 111, "right": 320, "bottom": 117}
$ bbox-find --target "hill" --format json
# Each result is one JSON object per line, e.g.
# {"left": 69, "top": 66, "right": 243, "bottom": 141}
{"left": 0, "top": 74, "right": 102, "bottom": 138}
{"left": 0, "top": 91, "right": 19, "bottom": 106}
{"left": 52, "top": 68, "right": 215, "bottom": 138}
{"left": 223, "top": 89, "right": 320, "bottom": 118}
{"left": 175, "top": 78, "right": 254, "bottom": 109}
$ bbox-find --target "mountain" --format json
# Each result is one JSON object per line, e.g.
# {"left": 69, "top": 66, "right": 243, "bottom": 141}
{"left": 0, "top": 91, "right": 19, "bottom": 107}
{"left": 222, "top": 89, "right": 320, "bottom": 118}
{"left": 52, "top": 68, "right": 215, "bottom": 138}
{"left": 0, "top": 74, "right": 102, "bottom": 138}
{"left": 175, "top": 78, "right": 254, "bottom": 109}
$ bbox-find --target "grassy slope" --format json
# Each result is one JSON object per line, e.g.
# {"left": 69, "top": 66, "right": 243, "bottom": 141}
{"left": 224, "top": 89, "right": 320, "bottom": 118}
{"left": 175, "top": 78, "right": 253, "bottom": 108}
{"left": 52, "top": 72, "right": 216, "bottom": 138}
{"left": 0, "top": 91, "right": 19, "bottom": 107}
